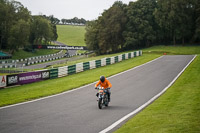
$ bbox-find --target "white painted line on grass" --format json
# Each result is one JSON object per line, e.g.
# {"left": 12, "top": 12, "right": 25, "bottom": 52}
{"left": 0, "top": 56, "right": 163, "bottom": 110}
{"left": 99, "top": 55, "right": 197, "bottom": 133}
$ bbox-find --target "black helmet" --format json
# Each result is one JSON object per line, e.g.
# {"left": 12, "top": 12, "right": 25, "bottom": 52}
{"left": 100, "top": 76, "right": 105, "bottom": 82}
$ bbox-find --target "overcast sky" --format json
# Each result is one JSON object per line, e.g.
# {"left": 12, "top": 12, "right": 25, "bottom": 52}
{"left": 17, "top": 0, "right": 135, "bottom": 20}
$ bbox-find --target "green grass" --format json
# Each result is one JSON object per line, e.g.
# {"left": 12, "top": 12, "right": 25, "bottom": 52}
{"left": 57, "top": 25, "right": 86, "bottom": 46}
{"left": 143, "top": 45, "right": 200, "bottom": 55}
{"left": 115, "top": 55, "right": 200, "bottom": 132}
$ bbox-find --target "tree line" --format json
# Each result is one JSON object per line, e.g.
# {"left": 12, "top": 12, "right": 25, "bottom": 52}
{"left": 61, "top": 17, "right": 87, "bottom": 25}
{"left": 0, "top": 0, "right": 58, "bottom": 54}
{"left": 85, "top": 0, "right": 200, "bottom": 55}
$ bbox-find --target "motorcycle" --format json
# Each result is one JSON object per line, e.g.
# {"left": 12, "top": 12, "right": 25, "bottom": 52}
{"left": 96, "top": 87, "right": 109, "bottom": 109}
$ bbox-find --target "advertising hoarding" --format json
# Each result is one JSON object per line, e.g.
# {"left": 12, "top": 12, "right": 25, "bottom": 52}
{"left": 7, "top": 74, "right": 18, "bottom": 86}
{"left": 17, "top": 70, "right": 50, "bottom": 85}
{"left": 33, "top": 45, "right": 87, "bottom": 50}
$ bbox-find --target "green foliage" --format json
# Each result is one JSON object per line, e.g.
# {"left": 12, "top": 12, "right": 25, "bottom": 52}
{"left": 85, "top": 1, "right": 127, "bottom": 55}
{"left": 154, "top": 0, "right": 196, "bottom": 45}
{"left": 0, "top": 0, "right": 31, "bottom": 52}
{"left": 85, "top": 0, "right": 200, "bottom": 53}
{"left": 8, "top": 19, "right": 30, "bottom": 53}
{"left": 85, "top": 21, "right": 99, "bottom": 51}
{"left": 124, "top": 0, "right": 157, "bottom": 48}
{"left": 61, "top": 17, "right": 87, "bottom": 25}
{"left": 0, "top": 0, "right": 58, "bottom": 54}
{"left": 30, "top": 16, "right": 54, "bottom": 45}
{"left": 194, "top": 0, "right": 200, "bottom": 42}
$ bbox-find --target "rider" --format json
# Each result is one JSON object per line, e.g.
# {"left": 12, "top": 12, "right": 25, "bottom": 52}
{"left": 95, "top": 76, "right": 112, "bottom": 102}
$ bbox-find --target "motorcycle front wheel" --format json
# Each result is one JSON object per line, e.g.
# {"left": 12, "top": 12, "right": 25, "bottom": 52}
{"left": 98, "top": 98, "right": 103, "bottom": 109}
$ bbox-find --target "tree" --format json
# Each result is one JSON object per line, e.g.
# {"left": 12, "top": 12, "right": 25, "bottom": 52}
{"left": 8, "top": 19, "right": 30, "bottom": 53}
{"left": 154, "top": 0, "right": 196, "bottom": 45}
{"left": 94, "top": 1, "right": 127, "bottom": 54}
{"left": 194, "top": 0, "right": 200, "bottom": 42}
{"left": 61, "top": 19, "right": 66, "bottom": 24}
{"left": 0, "top": 0, "right": 8, "bottom": 49}
{"left": 0, "top": 0, "right": 31, "bottom": 51}
{"left": 85, "top": 20, "right": 99, "bottom": 54}
{"left": 30, "top": 16, "right": 54, "bottom": 45}
{"left": 85, "top": 0, "right": 199, "bottom": 54}
{"left": 123, "top": 0, "right": 157, "bottom": 49}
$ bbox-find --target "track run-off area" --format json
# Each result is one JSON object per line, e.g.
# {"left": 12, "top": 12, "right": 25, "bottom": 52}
{"left": 0, "top": 55, "right": 196, "bottom": 133}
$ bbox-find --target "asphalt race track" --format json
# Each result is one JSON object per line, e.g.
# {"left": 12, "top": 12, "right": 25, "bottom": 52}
{"left": 0, "top": 55, "right": 195, "bottom": 133}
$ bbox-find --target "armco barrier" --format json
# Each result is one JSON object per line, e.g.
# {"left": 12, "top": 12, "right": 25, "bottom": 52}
{"left": 3, "top": 50, "right": 142, "bottom": 88}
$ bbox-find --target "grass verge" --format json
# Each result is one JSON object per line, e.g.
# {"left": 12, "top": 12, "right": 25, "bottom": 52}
{"left": 0, "top": 54, "right": 160, "bottom": 107}
{"left": 115, "top": 55, "right": 200, "bottom": 133}
{"left": 143, "top": 45, "right": 200, "bottom": 55}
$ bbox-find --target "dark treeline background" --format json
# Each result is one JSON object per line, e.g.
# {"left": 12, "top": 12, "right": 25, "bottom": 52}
{"left": 0, "top": 0, "right": 59, "bottom": 54}
{"left": 85, "top": 0, "right": 200, "bottom": 55}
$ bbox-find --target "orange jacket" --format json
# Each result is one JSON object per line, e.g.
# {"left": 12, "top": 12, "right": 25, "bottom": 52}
{"left": 95, "top": 78, "right": 112, "bottom": 89}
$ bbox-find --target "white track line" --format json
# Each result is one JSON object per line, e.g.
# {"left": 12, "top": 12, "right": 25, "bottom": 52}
{"left": 99, "top": 55, "right": 197, "bottom": 133}
{"left": 0, "top": 56, "right": 163, "bottom": 110}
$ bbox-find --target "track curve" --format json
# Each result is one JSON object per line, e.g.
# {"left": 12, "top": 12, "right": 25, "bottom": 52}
{"left": 0, "top": 55, "right": 195, "bottom": 133}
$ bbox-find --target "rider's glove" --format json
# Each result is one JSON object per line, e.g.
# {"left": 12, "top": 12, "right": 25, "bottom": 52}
{"left": 95, "top": 87, "right": 97, "bottom": 90}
